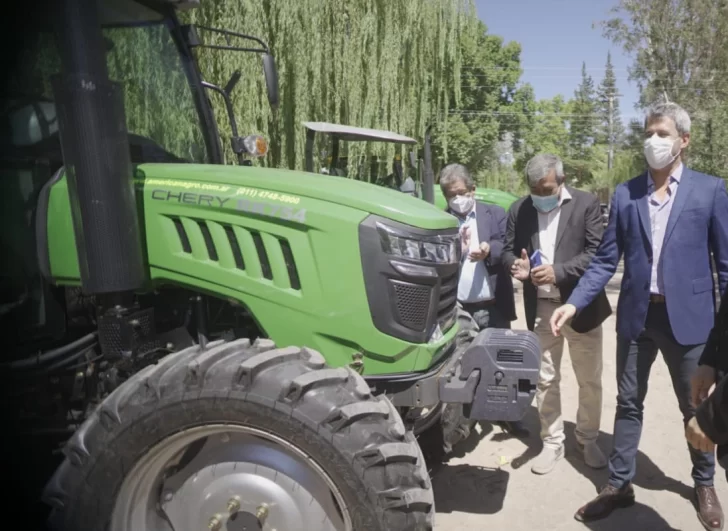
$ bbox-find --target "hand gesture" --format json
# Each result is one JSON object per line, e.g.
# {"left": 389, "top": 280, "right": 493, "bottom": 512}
{"left": 686, "top": 416, "right": 715, "bottom": 453}
{"left": 690, "top": 364, "right": 717, "bottom": 407}
{"left": 469, "top": 241, "right": 490, "bottom": 261}
{"left": 549, "top": 303, "right": 576, "bottom": 336}
{"left": 531, "top": 265, "right": 556, "bottom": 286}
{"left": 510, "top": 249, "right": 531, "bottom": 281}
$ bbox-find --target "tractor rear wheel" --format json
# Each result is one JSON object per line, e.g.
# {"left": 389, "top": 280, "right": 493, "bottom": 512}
{"left": 43, "top": 338, "right": 434, "bottom": 531}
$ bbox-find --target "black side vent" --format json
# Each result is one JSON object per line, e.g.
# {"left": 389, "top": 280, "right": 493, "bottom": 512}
{"left": 391, "top": 280, "right": 431, "bottom": 331}
{"left": 224, "top": 225, "right": 245, "bottom": 270}
{"left": 197, "top": 221, "right": 218, "bottom": 261}
{"left": 497, "top": 349, "right": 524, "bottom": 363}
{"left": 172, "top": 218, "right": 191, "bottom": 253}
{"left": 278, "top": 238, "right": 301, "bottom": 290}
{"left": 251, "top": 231, "right": 273, "bottom": 280}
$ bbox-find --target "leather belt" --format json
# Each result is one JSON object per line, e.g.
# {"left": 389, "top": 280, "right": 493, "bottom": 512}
{"left": 649, "top": 294, "right": 666, "bottom": 303}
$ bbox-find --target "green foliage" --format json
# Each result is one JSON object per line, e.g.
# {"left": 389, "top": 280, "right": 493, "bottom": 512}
{"left": 105, "top": 25, "right": 207, "bottom": 163}
{"left": 518, "top": 95, "right": 571, "bottom": 162}
{"left": 183, "top": 0, "right": 473, "bottom": 173}
{"left": 600, "top": 0, "right": 728, "bottom": 181}
{"left": 431, "top": 18, "right": 524, "bottom": 182}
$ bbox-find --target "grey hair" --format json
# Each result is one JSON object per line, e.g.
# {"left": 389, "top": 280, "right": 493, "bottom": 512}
{"left": 525, "top": 153, "right": 564, "bottom": 187}
{"left": 439, "top": 163, "right": 474, "bottom": 190}
{"left": 644, "top": 101, "right": 691, "bottom": 135}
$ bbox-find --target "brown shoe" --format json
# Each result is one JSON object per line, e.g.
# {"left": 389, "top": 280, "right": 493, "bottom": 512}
{"left": 695, "top": 486, "right": 724, "bottom": 531}
{"left": 574, "top": 483, "right": 635, "bottom": 522}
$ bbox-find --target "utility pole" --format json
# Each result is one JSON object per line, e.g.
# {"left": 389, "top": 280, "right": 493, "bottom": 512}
{"left": 607, "top": 92, "right": 623, "bottom": 171}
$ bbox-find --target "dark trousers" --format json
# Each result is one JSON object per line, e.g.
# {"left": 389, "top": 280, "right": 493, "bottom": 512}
{"left": 609, "top": 303, "right": 715, "bottom": 488}
{"left": 460, "top": 300, "right": 511, "bottom": 330}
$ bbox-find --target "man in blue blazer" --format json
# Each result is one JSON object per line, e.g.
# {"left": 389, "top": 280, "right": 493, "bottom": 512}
{"left": 550, "top": 101, "right": 728, "bottom": 530}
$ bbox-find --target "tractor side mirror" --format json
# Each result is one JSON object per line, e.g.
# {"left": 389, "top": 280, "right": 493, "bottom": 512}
{"left": 262, "top": 53, "right": 279, "bottom": 109}
{"left": 408, "top": 151, "right": 416, "bottom": 169}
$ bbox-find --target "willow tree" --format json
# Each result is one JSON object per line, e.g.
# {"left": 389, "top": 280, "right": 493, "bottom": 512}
{"left": 184, "top": 0, "right": 474, "bottom": 176}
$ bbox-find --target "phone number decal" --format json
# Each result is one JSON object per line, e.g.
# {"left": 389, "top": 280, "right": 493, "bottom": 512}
{"left": 234, "top": 187, "right": 301, "bottom": 205}
{"left": 236, "top": 198, "right": 306, "bottom": 223}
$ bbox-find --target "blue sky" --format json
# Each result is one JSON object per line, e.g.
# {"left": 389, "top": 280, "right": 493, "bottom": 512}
{"left": 474, "top": 0, "right": 641, "bottom": 124}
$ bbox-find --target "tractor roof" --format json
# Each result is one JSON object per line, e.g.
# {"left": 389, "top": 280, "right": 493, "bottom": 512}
{"left": 302, "top": 122, "right": 417, "bottom": 145}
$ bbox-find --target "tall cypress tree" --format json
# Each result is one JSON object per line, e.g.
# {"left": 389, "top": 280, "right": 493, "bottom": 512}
{"left": 569, "top": 62, "right": 598, "bottom": 159}
{"left": 596, "top": 51, "right": 624, "bottom": 148}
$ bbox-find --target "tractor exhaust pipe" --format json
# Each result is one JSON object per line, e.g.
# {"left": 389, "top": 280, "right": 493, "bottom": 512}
{"left": 422, "top": 125, "right": 435, "bottom": 204}
{"left": 52, "top": 0, "right": 145, "bottom": 295}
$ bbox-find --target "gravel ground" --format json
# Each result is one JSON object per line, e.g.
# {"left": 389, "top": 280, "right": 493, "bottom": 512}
{"left": 433, "top": 267, "right": 727, "bottom": 531}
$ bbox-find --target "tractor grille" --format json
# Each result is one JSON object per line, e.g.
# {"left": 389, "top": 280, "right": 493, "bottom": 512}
{"left": 166, "top": 216, "right": 301, "bottom": 291}
{"left": 391, "top": 280, "right": 431, "bottom": 331}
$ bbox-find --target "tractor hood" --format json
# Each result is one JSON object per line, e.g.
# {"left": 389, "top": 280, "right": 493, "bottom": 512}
{"left": 137, "top": 163, "right": 458, "bottom": 230}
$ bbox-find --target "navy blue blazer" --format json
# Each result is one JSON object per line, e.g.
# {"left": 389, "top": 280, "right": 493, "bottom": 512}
{"left": 568, "top": 167, "right": 728, "bottom": 346}
{"left": 448, "top": 201, "right": 517, "bottom": 322}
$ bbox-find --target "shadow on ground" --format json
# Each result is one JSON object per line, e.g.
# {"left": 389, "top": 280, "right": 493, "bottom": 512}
{"left": 502, "top": 409, "right": 693, "bottom": 504}
{"left": 429, "top": 422, "right": 510, "bottom": 514}
{"left": 582, "top": 502, "right": 682, "bottom": 531}
{"left": 431, "top": 463, "right": 509, "bottom": 515}
{"left": 561, "top": 420, "right": 694, "bottom": 503}
{"left": 429, "top": 404, "right": 693, "bottom": 523}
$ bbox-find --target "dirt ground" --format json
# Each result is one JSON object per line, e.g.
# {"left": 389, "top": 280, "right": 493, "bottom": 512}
{"left": 433, "top": 269, "right": 728, "bottom": 531}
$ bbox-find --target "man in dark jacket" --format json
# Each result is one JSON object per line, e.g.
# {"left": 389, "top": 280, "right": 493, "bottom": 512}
{"left": 440, "top": 163, "right": 524, "bottom": 437}
{"left": 440, "top": 163, "right": 517, "bottom": 330}
{"left": 503, "top": 153, "right": 612, "bottom": 475}
{"left": 689, "top": 284, "right": 728, "bottom": 492}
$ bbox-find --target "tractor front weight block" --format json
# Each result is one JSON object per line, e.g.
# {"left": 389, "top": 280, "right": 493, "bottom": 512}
{"left": 439, "top": 327, "right": 540, "bottom": 422}
{"left": 367, "top": 327, "right": 541, "bottom": 423}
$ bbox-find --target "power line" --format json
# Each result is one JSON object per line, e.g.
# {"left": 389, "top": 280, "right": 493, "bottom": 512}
{"left": 460, "top": 66, "right": 725, "bottom": 73}
{"left": 448, "top": 111, "right": 641, "bottom": 117}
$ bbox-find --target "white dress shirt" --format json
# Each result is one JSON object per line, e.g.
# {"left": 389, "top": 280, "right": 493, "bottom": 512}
{"left": 457, "top": 207, "right": 494, "bottom": 303}
{"left": 536, "top": 187, "right": 572, "bottom": 299}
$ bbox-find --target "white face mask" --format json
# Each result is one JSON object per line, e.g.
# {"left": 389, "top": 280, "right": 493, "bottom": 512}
{"left": 644, "top": 135, "right": 680, "bottom": 170}
{"left": 448, "top": 194, "right": 475, "bottom": 215}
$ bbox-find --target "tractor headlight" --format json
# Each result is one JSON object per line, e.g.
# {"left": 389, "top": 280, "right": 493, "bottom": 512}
{"left": 376, "top": 222, "right": 460, "bottom": 264}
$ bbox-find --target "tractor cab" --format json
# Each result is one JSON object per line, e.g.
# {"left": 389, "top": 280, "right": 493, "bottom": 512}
{"left": 1, "top": 0, "right": 280, "bottom": 352}
{"left": 302, "top": 121, "right": 436, "bottom": 202}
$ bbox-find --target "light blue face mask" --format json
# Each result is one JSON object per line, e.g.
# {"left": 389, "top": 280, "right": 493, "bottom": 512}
{"left": 531, "top": 192, "right": 560, "bottom": 213}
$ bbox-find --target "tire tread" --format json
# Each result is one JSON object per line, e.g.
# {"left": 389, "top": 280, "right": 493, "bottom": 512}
{"left": 43, "top": 338, "right": 434, "bottom": 530}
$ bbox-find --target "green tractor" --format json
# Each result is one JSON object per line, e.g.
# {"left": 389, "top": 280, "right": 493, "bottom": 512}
{"left": 2, "top": 0, "right": 540, "bottom": 530}
{"left": 302, "top": 121, "right": 519, "bottom": 211}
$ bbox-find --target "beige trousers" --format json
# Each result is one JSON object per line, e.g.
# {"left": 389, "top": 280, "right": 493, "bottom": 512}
{"left": 533, "top": 298, "right": 603, "bottom": 449}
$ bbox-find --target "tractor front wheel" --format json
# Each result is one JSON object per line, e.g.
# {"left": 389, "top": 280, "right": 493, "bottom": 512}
{"left": 43, "top": 338, "right": 434, "bottom": 531}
